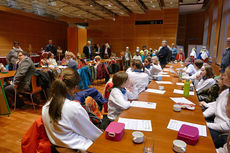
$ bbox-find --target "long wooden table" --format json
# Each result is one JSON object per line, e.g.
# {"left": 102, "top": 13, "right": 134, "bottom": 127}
{"left": 87, "top": 63, "right": 216, "bottom": 153}
{"left": 0, "top": 71, "right": 16, "bottom": 85}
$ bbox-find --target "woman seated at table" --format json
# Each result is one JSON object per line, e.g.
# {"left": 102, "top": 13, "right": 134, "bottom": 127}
{"left": 94, "top": 56, "right": 101, "bottom": 69}
{"left": 101, "top": 72, "right": 138, "bottom": 129}
{"left": 149, "top": 56, "right": 162, "bottom": 75}
{"left": 40, "top": 52, "right": 49, "bottom": 67}
{"left": 61, "top": 51, "right": 75, "bottom": 65}
{"left": 42, "top": 68, "right": 102, "bottom": 152}
{"left": 126, "top": 59, "right": 136, "bottom": 73}
{"left": 127, "top": 59, "right": 149, "bottom": 94}
{"left": 194, "top": 64, "right": 215, "bottom": 94}
{"left": 176, "top": 49, "right": 185, "bottom": 62}
{"left": 182, "top": 59, "right": 203, "bottom": 82}
{"left": 183, "top": 57, "right": 196, "bottom": 76}
{"left": 202, "top": 65, "right": 230, "bottom": 148}
{"left": 48, "top": 53, "right": 57, "bottom": 67}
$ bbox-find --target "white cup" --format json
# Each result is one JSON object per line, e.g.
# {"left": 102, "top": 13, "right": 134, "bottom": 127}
{"left": 159, "top": 86, "right": 164, "bottom": 90}
{"left": 132, "top": 131, "right": 144, "bottom": 144}
{"left": 173, "top": 104, "right": 181, "bottom": 112}
{"left": 173, "top": 140, "right": 187, "bottom": 153}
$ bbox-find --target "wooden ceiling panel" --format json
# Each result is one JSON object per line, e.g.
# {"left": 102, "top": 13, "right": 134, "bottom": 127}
{"left": 0, "top": 0, "right": 178, "bottom": 20}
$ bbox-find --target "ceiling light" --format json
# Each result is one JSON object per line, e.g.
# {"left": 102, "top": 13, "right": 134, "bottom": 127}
{"left": 90, "top": 4, "right": 93, "bottom": 7}
{"left": 108, "top": 4, "right": 112, "bottom": 7}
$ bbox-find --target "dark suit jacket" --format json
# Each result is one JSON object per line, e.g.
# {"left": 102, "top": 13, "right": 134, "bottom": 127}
{"left": 83, "top": 45, "right": 92, "bottom": 59}
{"left": 14, "top": 57, "right": 35, "bottom": 92}
{"left": 157, "top": 46, "right": 170, "bottom": 65}
{"left": 45, "top": 44, "right": 57, "bottom": 56}
{"left": 102, "top": 47, "right": 111, "bottom": 59}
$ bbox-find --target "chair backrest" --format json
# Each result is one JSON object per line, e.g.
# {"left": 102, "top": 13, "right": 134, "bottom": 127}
{"left": 31, "top": 75, "right": 42, "bottom": 93}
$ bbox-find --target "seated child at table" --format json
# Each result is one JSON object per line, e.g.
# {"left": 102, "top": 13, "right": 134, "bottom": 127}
{"left": 183, "top": 57, "right": 196, "bottom": 76}
{"left": 199, "top": 74, "right": 227, "bottom": 103}
{"left": 48, "top": 53, "right": 57, "bottom": 67}
{"left": 182, "top": 59, "right": 203, "bottom": 82}
{"left": 40, "top": 52, "right": 49, "bottom": 66}
{"left": 127, "top": 60, "right": 149, "bottom": 93}
{"left": 149, "top": 56, "right": 162, "bottom": 75}
{"left": 176, "top": 49, "right": 185, "bottom": 62}
{"left": 143, "top": 56, "right": 153, "bottom": 80}
{"left": 101, "top": 72, "right": 138, "bottom": 129}
{"left": 42, "top": 68, "right": 102, "bottom": 152}
{"left": 202, "top": 66, "right": 230, "bottom": 148}
{"left": 126, "top": 59, "right": 136, "bottom": 73}
{"left": 194, "top": 64, "right": 215, "bottom": 94}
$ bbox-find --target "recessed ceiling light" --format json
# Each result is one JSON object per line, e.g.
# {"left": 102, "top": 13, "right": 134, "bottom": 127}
{"left": 108, "top": 4, "right": 112, "bottom": 7}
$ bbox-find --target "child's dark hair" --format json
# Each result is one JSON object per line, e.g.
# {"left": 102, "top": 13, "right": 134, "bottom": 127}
{"left": 146, "top": 56, "right": 152, "bottom": 63}
{"left": 194, "top": 59, "right": 203, "bottom": 69}
{"left": 133, "top": 59, "right": 144, "bottom": 71}
{"left": 48, "top": 68, "right": 80, "bottom": 123}
{"left": 204, "top": 64, "right": 214, "bottom": 78}
{"left": 112, "top": 72, "right": 128, "bottom": 88}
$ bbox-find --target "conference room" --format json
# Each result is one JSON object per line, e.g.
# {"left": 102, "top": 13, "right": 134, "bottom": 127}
{"left": 0, "top": 0, "right": 230, "bottom": 153}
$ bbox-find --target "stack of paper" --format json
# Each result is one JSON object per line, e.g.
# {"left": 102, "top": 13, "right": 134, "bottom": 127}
{"left": 159, "top": 72, "right": 168, "bottom": 75}
{"left": 163, "top": 68, "right": 170, "bottom": 71}
{"left": 156, "top": 81, "right": 173, "bottom": 84}
{"left": 167, "top": 119, "right": 207, "bottom": 137}
{"left": 176, "top": 82, "right": 194, "bottom": 87}
{"left": 118, "top": 118, "right": 152, "bottom": 131}
{"left": 130, "top": 101, "right": 156, "bottom": 109}
{"left": 173, "top": 89, "right": 194, "bottom": 96}
{"left": 170, "top": 97, "right": 195, "bottom": 105}
{"left": 157, "top": 74, "right": 170, "bottom": 77}
{"left": 145, "top": 89, "right": 166, "bottom": 94}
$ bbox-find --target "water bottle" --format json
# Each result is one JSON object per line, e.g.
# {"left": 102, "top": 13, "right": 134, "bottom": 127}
{"left": 184, "top": 79, "right": 190, "bottom": 97}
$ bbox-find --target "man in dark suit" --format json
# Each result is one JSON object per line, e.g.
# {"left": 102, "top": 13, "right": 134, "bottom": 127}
{"left": 4, "top": 51, "right": 35, "bottom": 107}
{"left": 45, "top": 40, "right": 57, "bottom": 56}
{"left": 157, "top": 40, "right": 170, "bottom": 68}
{"left": 83, "top": 41, "right": 92, "bottom": 59}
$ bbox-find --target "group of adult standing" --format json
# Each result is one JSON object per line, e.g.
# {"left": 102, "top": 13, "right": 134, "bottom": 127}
{"left": 83, "top": 41, "right": 111, "bottom": 59}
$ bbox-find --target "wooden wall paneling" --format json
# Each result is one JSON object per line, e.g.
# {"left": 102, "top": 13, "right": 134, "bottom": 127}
{"left": 216, "top": 0, "right": 230, "bottom": 65}
{"left": 67, "top": 26, "right": 78, "bottom": 55}
{"left": 213, "top": 0, "right": 223, "bottom": 63}
{"left": 0, "top": 8, "right": 67, "bottom": 57}
{"left": 87, "top": 9, "right": 178, "bottom": 56}
{"left": 77, "top": 27, "right": 87, "bottom": 55}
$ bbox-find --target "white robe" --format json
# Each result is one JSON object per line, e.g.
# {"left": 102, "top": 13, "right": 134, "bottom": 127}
{"left": 42, "top": 99, "right": 102, "bottom": 151}
{"left": 127, "top": 71, "right": 149, "bottom": 94}
{"left": 108, "top": 87, "right": 138, "bottom": 120}
{"left": 203, "top": 89, "right": 230, "bottom": 132}
{"left": 194, "top": 78, "right": 215, "bottom": 94}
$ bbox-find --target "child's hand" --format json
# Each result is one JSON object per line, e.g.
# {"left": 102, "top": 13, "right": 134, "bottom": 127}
{"left": 199, "top": 101, "right": 207, "bottom": 108}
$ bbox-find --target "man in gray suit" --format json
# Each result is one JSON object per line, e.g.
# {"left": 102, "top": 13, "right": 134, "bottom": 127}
{"left": 5, "top": 51, "right": 35, "bottom": 107}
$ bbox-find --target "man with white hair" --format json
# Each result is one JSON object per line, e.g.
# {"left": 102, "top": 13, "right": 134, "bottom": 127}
{"left": 157, "top": 40, "right": 170, "bottom": 68}
{"left": 83, "top": 41, "right": 92, "bottom": 59}
{"left": 220, "top": 37, "right": 230, "bottom": 73}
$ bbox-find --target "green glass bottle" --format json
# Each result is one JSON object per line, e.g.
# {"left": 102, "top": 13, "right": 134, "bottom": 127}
{"left": 184, "top": 79, "right": 190, "bottom": 97}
